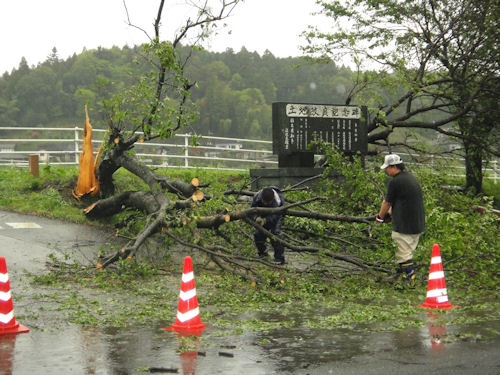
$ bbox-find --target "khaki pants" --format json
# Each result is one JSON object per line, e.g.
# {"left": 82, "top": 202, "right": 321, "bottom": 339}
{"left": 392, "top": 231, "right": 421, "bottom": 263}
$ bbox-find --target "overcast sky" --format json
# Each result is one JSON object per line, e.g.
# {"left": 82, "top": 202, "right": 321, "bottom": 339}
{"left": 0, "top": 0, "right": 325, "bottom": 74}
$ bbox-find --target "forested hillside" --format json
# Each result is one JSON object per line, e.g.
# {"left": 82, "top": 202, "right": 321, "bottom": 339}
{"left": 0, "top": 45, "right": 354, "bottom": 139}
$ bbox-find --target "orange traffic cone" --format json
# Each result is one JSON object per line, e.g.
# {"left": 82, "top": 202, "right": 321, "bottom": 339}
{"left": 420, "top": 244, "right": 456, "bottom": 310}
{"left": 0, "top": 257, "right": 29, "bottom": 335}
{"left": 163, "top": 256, "right": 205, "bottom": 333}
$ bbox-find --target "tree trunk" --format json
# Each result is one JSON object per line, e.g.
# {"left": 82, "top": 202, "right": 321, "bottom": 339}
{"left": 464, "top": 140, "right": 483, "bottom": 193}
{"left": 459, "top": 114, "right": 488, "bottom": 194}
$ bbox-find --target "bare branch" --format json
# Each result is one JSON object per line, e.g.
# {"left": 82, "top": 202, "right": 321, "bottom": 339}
{"left": 123, "top": 0, "right": 152, "bottom": 41}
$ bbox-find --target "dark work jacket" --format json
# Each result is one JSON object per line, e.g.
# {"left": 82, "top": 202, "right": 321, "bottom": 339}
{"left": 385, "top": 171, "right": 425, "bottom": 234}
{"left": 251, "top": 186, "right": 285, "bottom": 228}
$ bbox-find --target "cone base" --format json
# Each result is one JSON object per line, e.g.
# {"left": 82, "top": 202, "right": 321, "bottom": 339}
{"left": 0, "top": 321, "right": 29, "bottom": 335}
{"left": 420, "top": 301, "right": 455, "bottom": 310}
{"left": 163, "top": 322, "right": 205, "bottom": 333}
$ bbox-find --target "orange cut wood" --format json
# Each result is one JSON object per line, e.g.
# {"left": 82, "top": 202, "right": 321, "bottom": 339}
{"left": 73, "top": 105, "right": 100, "bottom": 200}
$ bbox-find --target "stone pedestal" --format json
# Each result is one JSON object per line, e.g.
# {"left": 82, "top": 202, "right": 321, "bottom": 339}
{"left": 278, "top": 152, "right": 314, "bottom": 168}
{"left": 249, "top": 167, "right": 324, "bottom": 190}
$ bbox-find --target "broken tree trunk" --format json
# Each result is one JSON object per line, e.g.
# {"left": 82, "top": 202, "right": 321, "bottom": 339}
{"left": 73, "top": 105, "right": 100, "bottom": 199}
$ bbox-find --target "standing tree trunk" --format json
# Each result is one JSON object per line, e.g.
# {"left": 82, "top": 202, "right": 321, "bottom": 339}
{"left": 460, "top": 115, "right": 484, "bottom": 193}
{"left": 463, "top": 138, "right": 484, "bottom": 194}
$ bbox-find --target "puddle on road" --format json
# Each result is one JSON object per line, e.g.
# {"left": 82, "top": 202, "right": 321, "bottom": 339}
{"left": 2, "top": 325, "right": 268, "bottom": 374}
{"left": 2, "top": 315, "right": 499, "bottom": 374}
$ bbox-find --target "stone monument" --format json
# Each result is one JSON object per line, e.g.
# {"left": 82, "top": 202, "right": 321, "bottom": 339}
{"left": 250, "top": 102, "right": 368, "bottom": 190}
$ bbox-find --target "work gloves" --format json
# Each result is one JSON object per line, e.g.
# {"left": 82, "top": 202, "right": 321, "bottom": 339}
{"left": 255, "top": 217, "right": 266, "bottom": 226}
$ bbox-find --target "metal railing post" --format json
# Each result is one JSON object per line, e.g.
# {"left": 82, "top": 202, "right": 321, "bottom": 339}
{"left": 493, "top": 160, "right": 498, "bottom": 184}
{"left": 184, "top": 134, "right": 189, "bottom": 168}
{"left": 74, "top": 125, "right": 79, "bottom": 164}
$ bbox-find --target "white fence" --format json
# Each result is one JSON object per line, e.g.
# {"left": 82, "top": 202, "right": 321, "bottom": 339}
{"left": 0, "top": 126, "right": 498, "bottom": 183}
{"left": 381, "top": 151, "right": 499, "bottom": 184}
{"left": 0, "top": 126, "right": 277, "bottom": 171}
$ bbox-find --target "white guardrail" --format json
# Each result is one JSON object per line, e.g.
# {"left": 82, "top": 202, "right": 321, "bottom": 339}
{"left": 384, "top": 152, "right": 499, "bottom": 184}
{"left": 0, "top": 126, "right": 498, "bottom": 183}
{"left": 0, "top": 126, "right": 277, "bottom": 172}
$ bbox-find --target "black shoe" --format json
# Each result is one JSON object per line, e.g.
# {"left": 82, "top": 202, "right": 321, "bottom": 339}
{"left": 258, "top": 252, "right": 269, "bottom": 259}
{"left": 273, "top": 258, "right": 285, "bottom": 265}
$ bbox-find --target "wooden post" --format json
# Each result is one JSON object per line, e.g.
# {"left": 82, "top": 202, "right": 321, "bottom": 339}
{"left": 29, "top": 154, "right": 39, "bottom": 177}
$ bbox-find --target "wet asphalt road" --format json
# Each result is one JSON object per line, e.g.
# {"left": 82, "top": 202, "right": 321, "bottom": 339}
{"left": 0, "top": 210, "right": 114, "bottom": 276}
{"left": 0, "top": 210, "right": 499, "bottom": 374}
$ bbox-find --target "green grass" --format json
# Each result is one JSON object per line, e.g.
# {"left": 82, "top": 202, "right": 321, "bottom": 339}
{"left": 0, "top": 165, "right": 249, "bottom": 222}
{"left": 0, "top": 165, "right": 86, "bottom": 222}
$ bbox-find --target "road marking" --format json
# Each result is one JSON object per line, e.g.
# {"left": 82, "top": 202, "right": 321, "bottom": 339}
{"left": 5, "top": 222, "right": 42, "bottom": 229}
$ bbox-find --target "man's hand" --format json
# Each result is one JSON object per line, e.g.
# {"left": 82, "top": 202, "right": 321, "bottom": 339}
{"left": 255, "top": 217, "right": 266, "bottom": 226}
{"left": 375, "top": 214, "right": 391, "bottom": 223}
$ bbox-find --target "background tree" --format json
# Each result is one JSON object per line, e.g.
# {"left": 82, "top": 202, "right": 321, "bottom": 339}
{"left": 304, "top": 0, "right": 500, "bottom": 192}
{"left": 86, "top": 0, "right": 242, "bottom": 264}
{"left": 1, "top": 40, "right": 356, "bottom": 140}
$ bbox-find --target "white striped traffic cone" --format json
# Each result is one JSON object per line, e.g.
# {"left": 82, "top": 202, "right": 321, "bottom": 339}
{"left": 0, "top": 257, "right": 29, "bottom": 335}
{"left": 163, "top": 256, "right": 205, "bottom": 333}
{"left": 420, "top": 244, "right": 456, "bottom": 309}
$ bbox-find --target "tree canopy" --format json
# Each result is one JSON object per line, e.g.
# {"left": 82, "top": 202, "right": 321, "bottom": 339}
{"left": 304, "top": 0, "right": 500, "bottom": 191}
{"left": 0, "top": 45, "right": 353, "bottom": 140}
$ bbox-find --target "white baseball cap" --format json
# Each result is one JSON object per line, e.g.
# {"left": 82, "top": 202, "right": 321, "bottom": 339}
{"left": 380, "top": 154, "right": 403, "bottom": 169}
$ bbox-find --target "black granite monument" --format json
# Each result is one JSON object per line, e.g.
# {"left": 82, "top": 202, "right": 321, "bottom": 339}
{"left": 250, "top": 102, "right": 368, "bottom": 190}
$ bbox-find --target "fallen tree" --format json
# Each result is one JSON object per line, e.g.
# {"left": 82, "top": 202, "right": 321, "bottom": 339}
{"left": 81, "top": 149, "right": 390, "bottom": 282}
{"left": 74, "top": 1, "right": 389, "bottom": 281}
{"left": 86, "top": 181, "right": 381, "bottom": 275}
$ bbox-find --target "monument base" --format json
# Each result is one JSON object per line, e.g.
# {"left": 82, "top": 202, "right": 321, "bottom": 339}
{"left": 278, "top": 152, "right": 314, "bottom": 168}
{"left": 250, "top": 168, "right": 324, "bottom": 191}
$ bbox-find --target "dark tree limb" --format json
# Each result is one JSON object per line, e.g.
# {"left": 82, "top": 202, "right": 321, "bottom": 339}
{"left": 84, "top": 191, "right": 159, "bottom": 218}
{"left": 243, "top": 217, "right": 388, "bottom": 273}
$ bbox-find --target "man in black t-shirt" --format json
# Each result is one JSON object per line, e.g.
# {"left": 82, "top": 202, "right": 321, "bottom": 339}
{"left": 376, "top": 154, "right": 425, "bottom": 287}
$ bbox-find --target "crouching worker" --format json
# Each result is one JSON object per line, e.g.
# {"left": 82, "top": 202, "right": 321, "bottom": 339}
{"left": 376, "top": 154, "right": 425, "bottom": 288}
{"left": 251, "top": 186, "right": 286, "bottom": 265}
